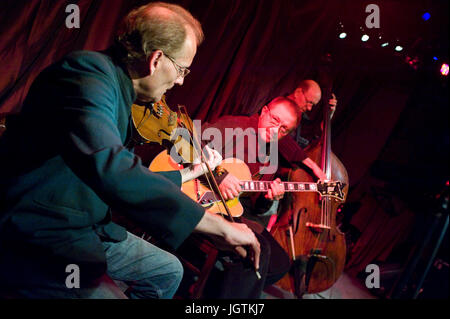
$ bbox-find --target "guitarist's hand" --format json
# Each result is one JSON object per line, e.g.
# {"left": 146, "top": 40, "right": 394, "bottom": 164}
{"left": 219, "top": 174, "right": 242, "bottom": 200}
{"left": 265, "top": 178, "right": 285, "bottom": 201}
{"left": 181, "top": 146, "right": 222, "bottom": 183}
{"left": 194, "top": 145, "right": 223, "bottom": 170}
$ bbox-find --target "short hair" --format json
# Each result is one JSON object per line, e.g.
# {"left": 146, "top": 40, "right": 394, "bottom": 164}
{"left": 295, "top": 79, "right": 321, "bottom": 94}
{"left": 116, "top": 2, "right": 204, "bottom": 66}
{"left": 268, "top": 96, "right": 302, "bottom": 126}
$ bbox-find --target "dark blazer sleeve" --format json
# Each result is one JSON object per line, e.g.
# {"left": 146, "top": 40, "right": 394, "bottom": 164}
{"left": 48, "top": 54, "right": 204, "bottom": 249}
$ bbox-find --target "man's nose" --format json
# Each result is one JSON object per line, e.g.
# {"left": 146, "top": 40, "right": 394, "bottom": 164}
{"left": 174, "top": 76, "right": 184, "bottom": 86}
{"left": 275, "top": 123, "right": 283, "bottom": 135}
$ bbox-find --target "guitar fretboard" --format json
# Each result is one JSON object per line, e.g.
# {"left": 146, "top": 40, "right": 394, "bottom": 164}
{"left": 240, "top": 181, "right": 317, "bottom": 192}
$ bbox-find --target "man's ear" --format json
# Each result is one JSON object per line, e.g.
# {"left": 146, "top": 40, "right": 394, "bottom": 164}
{"left": 294, "top": 87, "right": 303, "bottom": 100}
{"left": 148, "top": 50, "right": 163, "bottom": 76}
{"left": 261, "top": 105, "right": 269, "bottom": 114}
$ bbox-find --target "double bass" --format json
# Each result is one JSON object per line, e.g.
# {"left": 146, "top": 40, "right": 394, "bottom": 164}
{"left": 271, "top": 89, "right": 349, "bottom": 296}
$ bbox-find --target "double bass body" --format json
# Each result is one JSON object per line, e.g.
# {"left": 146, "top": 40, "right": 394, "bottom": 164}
{"left": 272, "top": 134, "right": 349, "bottom": 295}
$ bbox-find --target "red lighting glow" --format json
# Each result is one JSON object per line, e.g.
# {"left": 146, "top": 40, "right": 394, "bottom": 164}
{"left": 440, "top": 63, "right": 449, "bottom": 76}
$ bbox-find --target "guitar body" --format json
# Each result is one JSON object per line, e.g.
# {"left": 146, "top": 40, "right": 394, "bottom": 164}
{"left": 149, "top": 151, "right": 251, "bottom": 217}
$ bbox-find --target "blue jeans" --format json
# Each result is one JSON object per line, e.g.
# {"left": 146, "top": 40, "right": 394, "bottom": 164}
{"left": 1, "top": 232, "right": 183, "bottom": 299}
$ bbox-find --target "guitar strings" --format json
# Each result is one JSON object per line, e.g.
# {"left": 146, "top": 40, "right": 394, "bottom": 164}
{"left": 178, "top": 105, "right": 231, "bottom": 221}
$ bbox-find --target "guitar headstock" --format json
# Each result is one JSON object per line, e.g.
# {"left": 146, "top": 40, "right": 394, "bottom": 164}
{"left": 317, "top": 181, "right": 346, "bottom": 201}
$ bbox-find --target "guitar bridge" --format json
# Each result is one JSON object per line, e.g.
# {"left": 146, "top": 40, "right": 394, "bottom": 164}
{"left": 198, "top": 192, "right": 217, "bottom": 206}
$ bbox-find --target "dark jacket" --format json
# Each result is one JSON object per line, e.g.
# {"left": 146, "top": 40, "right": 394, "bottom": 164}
{"left": 0, "top": 50, "right": 204, "bottom": 284}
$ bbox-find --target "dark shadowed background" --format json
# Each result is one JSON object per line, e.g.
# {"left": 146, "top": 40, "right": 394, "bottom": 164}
{"left": 0, "top": 0, "right": 448, "bottom": 298}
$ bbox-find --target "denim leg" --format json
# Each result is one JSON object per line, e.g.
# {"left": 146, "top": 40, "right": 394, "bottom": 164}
{"left": 7, "top": 274, "right": 128, "bottom": 299}
{"left": 0, "top": 232, "right": 182, "bottom": 299}
{"left": 0, "top": 246, "right": 128, "bottom": 299}
{"left": 103, "top": 231, "right": 183, "bottom": 299}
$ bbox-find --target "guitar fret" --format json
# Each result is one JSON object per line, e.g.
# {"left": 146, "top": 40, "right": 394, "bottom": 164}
{"left": 240, "top": 180, "right": 325, "bottom": 195}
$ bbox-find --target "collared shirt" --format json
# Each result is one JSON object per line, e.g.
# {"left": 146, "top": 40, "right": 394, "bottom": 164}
{"left": 203, "top": 114, "right": 276, "bottom": 180}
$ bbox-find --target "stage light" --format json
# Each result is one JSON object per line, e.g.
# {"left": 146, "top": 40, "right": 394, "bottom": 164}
{"left": 405, "top": 56, "right": 420, "bottom": 70}
{"left": 361, "top": 34, "right": 369, "bottom": 42}
{"left": 337, "top": 22, "right": 346, "bottom": 39}
{"left": 422, "top": 12, "right": 431, "bottom": 21}
{"left": 440, "top": 63, "right": 449, "bottom": 76}
{"left": 395, "top": 45, "right": 403, "bottom": 51}
{"left": 381, "top": 42, "right": 389, "bottom": 47}
{"left": 433, "top": 56, "right": 438, "bottom": 61}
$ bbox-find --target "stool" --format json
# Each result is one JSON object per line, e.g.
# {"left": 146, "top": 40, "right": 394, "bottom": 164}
{"left": 175, "top": 234, "right": 219, "bottom": 299}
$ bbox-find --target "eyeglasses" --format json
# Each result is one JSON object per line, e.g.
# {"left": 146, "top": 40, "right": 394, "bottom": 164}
{"left": 163, "top": 52, "right": 190, "bottom": 78}
{"left": 267, "top": 108, "right": 290, "bottom": 136}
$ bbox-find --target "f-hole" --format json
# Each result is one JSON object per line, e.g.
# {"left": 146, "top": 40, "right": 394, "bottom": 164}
{"left": 293, "top": 207, "right": 307, "bottom": 235}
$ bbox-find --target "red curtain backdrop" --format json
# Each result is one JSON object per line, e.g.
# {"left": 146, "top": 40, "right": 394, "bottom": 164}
{"left": 343, "top": 175, "right": 416, "bottom": 277}
{"left": 0, "top": 0, "right": 415, "bottom": 185}
{"left": 1, "top": 0, "right": 448, "bottom": 278}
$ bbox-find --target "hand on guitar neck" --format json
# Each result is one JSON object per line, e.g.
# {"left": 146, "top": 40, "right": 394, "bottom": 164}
{"left": 219, "top": 175, "right": 285, "bottom": 201}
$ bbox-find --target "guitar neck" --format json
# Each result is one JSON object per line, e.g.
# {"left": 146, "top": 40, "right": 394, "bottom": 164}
{"left": 240, "top": 180, "right": 318, "bottom": 192}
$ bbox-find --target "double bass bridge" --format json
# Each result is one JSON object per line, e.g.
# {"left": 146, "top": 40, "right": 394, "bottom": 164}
{"left": 305, "top": 222, "right": 331, "bottom": 234}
